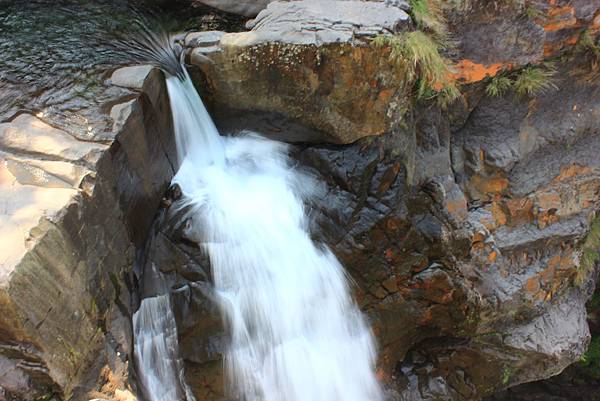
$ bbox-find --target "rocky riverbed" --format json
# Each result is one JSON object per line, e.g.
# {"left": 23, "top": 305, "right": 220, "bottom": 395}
{"left": 1, "top": 1, "right": 600, "bottom": 400}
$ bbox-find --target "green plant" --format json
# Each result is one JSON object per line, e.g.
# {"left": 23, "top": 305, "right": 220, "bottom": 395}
{"left": 373, "top": 31, "right": 460, "bottom": 107}
{"left": 408, "top": 0, "right": 449, "bottom": 43}
{"left": 575, "top": 216, "right": 600, "bottom": 286}
{"left": 580, "top": 336, "right": 600, "bottom": 378}
{"left": 501, "top": 365, "right": 515, "bottom": 385}
{"left": 523, "top": 5, "right": 544, "bottom": 21}
{"left": 485, "top": 75, "right": 513, "bottom": 97}
{"left": 589, "top": 290, "right": 600, "bottom": 309}
{"left": 578, "top": 31, "right": 600, "bottom": 70}
{"left": 514, "top": 65, "right": 558, "bottom": 98}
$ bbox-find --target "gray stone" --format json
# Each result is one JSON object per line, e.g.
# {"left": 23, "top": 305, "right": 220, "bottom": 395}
{"left": 108, "top": 65, "right": 154, "bottom": 90}
{"left": 193, "top": 0, "right": 272, "bottom": 17}
{"left": 244, "top": 0, "right": 411, "bottom": 45}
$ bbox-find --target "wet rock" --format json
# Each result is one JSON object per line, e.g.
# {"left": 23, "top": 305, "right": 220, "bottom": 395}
{"left": 0, "top": 65, "right": 176, "bottom": 400}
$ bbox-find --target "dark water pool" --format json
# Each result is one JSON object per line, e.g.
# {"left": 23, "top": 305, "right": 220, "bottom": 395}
{"left": 0, "top": 0, "right": 243, "bottom": 138}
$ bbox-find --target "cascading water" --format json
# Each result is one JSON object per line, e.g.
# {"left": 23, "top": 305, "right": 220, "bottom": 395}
{"left": 134, "top": 293, "right": 196, "bottom": 401}
{"left": 166, "top": 66, "right": 382, "bottom": 401}
{"left": 132, "top": 32, "right": 382, "bottom": 401}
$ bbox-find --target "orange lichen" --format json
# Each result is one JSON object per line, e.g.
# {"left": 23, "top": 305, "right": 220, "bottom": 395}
{"left": 492, "top": 201, "right": 508, "bottom": 226}
{"left": 553, "top": 164, "right": 592, "bottom": 182}
{"left": 536, "top": 191, "right": 561, "bottom": 210}
{"left": 525, "top": 277, "right": 540, "bottom": 293}
{"left": 444, "top": 197, "right": 468, "bottom": 220}
{"left": 504, "top": 198, "right": 534, "bottom": 226}
{"left": 544, "top": 34, "right": 580, "bottom": 57}
{"left": 452, "top": 60, "right": 506, "bottom": 83}
{"left": 591, "top": 11, "right": 600, "bottom": 32}
{"left": 470, "top": 174, "right": 509, "bottom": 196}
{"left": 543, "top": 6, "right": 577, "bottom": 32}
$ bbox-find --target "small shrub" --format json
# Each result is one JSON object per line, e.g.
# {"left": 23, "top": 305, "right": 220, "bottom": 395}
{"left": 513, "top": 65, "right": 558, "bottom": 98}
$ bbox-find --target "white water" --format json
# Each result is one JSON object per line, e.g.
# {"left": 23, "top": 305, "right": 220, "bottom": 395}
{"left": 139, "top": 66, "right": 383, "bottom": 401}
{"left": 133, "top": 294, "right": 196, "bottom": 401}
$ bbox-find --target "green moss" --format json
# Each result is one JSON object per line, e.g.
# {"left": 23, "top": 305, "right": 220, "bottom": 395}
{"left": 580, "top": 336, "right": 600, "bottom": 378}
{"left": 575, "top": 216, "right": 600, "bottom": 286}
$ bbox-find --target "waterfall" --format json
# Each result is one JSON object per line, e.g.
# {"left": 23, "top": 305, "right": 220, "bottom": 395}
{"left": 131, "top": 27, "right": 382, "bottom": 398}
{"left": 161, "top": 64, "right": 384, "bottom": 401}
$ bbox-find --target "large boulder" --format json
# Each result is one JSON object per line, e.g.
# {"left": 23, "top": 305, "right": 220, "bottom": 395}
{"left": 186, "top": 0, "right": 412, "bottom": 144}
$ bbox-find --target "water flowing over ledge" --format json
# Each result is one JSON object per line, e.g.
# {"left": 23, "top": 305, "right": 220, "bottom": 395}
{"left": 133, "top": 57, "right": 382, "bottom": 401}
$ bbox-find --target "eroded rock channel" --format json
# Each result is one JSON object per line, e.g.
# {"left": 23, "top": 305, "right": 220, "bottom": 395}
{"left": 1, "top": 1, "right": 600, "bottom": 401}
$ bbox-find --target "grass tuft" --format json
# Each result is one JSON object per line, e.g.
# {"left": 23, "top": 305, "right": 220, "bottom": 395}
{"left": 578, "top": 31, "right": 600, "bottom": 71}
{"left": 523, "top": 5, "right": 544, "bottom": 21}
{"left": 373, "top": 31, "right": 459, "bottom": 107}
{"left": 514, "top": 65, "right": 558, "bottom": 98}
{"left": 485, "top": 64, "right": 557, "bottom": 99}
{"left": 485, "top": 75, "right": 513, "bottom": 97}
{"left": 409, "top": 0, "right": 449, "bottom": 44}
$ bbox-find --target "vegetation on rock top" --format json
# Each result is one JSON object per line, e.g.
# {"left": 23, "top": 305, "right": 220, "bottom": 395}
{"left": 373, "top": 0, "right": 460, "bottom": 108}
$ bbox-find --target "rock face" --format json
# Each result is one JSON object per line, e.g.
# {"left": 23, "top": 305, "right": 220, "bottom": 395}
{"left": 0, "top": 66, "right": 176, "bottom": 401}
{"left": 2, "top": 1, "right": 600, "bottom": 401}
{"left": 186, "top": 0, "right": 412, "bottom": 144}
{"left": 162, "top": 1, "right": 600, "bottom": 400}
{"left": 160, "top": 57, "right": 600, "bottom": 398}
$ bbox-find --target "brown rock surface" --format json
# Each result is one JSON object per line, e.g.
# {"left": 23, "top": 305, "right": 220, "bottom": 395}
{"left": 186, "top": 0, "right": 412, "bottom": 144}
